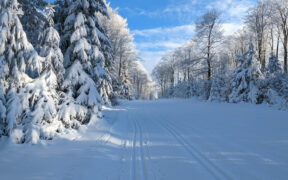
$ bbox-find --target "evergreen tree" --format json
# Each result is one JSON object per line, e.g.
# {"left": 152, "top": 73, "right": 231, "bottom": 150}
{"left": 0, "top": 0, "right": 44, "bottom": 142}
{"left": 279, "top": 75, "right": 288, "bottom": 104}
{"left": 59, "top": 0, "right": 112, "bottom": 127}
{"left": 44, "top": 3, "right": 56, "bottom": 27}
{"left": 55, "top": 0, "right": 71, "bottom": 46}
{"left": 21, "top": 69, "right": 61, "bottom": 143}
{"left": 17, "top": 4, "right": 66, "bottom": 144}
{"left": 39, "top": 27, "right": 65, "bottom": 81}
{"left": 209, "top": 75, "right": 230, "bottom": 102}
{"left": 18, "top": 0, "right": 49, "bottom": 48}
{"left": 268, "top": 54, "right": 282, "bottom": 75}
{"left": 62, "top": 0, "right": 114, "bottom": 105}
{"left": 229, "top": 43, "right": 264, "bottom": 104}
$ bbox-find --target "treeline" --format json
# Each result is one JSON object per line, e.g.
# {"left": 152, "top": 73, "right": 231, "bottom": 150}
{"left": 153, "top": 0, "right": 288, "bottom": 107}
{"left": 0, "top": 0, "right": 155, "bottom": 144}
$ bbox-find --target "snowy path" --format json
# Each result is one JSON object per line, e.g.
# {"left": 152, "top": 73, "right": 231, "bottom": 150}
{"left": 1, "top": 99, "right": 288, "bottom": 180}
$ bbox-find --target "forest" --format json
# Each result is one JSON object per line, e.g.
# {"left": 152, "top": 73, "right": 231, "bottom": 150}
{"left": 152, "top": 0, "right": 288, "bottom": 107}
{"left": 1, "top": 0, "right": 288, "bottom": 179}
{"left": 0, "top": 0, "right": 155, "bottom": 144}
{"left": 0, "top": 0, "right": 288, "bottom": 144}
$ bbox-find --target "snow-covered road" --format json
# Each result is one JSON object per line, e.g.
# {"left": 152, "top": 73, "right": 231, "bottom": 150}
{"left": 1, "top": 99, "right": 288, "bottom": 180}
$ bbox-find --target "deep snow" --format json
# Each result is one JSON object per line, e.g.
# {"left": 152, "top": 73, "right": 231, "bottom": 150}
{"left": 1, "top": 99, "right": 288, "bottom": 180}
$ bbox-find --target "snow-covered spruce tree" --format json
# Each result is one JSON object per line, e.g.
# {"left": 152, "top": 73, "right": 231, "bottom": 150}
{"left": 93, "top": 4, "right": 116, "bottom": 105}
{"left": 0, "top": 0, "right": 44, "bottom": 143}
{"left": 263, "top": 54, "right": 283, "bottom": 105}
{"left": 39, "top": 28, "right": 65, "bottom": 82}
{"left": 54, "top": 0, "right": 71, "bottom": 42}
{"left": 59, "top": 0, "right": 114, "bottom": 128}
{"left": 171, "top": 81, "right": 191, "bottom": 98}
{"left": 229, "top": 43, "right": 265, "bottom": 104}
{"left": 0, "top": 1, "right": 43, "bottom": 79}
{"left": 268, "top": 54, "right": 282, "bottom": 76}
{"left": 44, "top": 3, "right": 56, "bottom": 27}
{"left": 18, "top": 4, "right": 66, "bottom": 144}
{"left": 21, "top": 69, "right": 61, "bottom": 143}
{"left": 39, "top": 3, "right": 65, "bottom": 83}
{"left": 280, "top": 76, "right": 288, "bottom": 105}
{"left": 209, "top": 75, "right": 231, "bottom": 102}
{"left": 18, "top": 0, "right": 48, "bottom": 48}
{"left": 62, "top": 0, "right": 115, "bottom": 105}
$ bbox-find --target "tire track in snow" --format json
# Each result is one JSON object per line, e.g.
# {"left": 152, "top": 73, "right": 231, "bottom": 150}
{"left": 158, "top": 120, "right": 232, "bottom": 180}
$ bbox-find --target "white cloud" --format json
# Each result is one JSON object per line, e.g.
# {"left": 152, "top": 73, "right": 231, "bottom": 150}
{"left": 222, "top": 23, "right": 244, "bottom": 36}
{"left": 136, "top": 41, "right": 184, "bottom": 50}
{"left": 206, "top": 0, "right": 255, "bottom": 22}
{"left": 132, "top": 25, "right": 195, "bottom": 37}
{"left": 132, "top": 25, "right": 196, "bottom": 72}
{"left": 124, "top": 7, "right": 162, "bottom": 18}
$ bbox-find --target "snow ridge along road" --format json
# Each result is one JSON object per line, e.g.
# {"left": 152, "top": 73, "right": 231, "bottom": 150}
{"left": 1, "top": 99, "right": 288, "bottom": 180}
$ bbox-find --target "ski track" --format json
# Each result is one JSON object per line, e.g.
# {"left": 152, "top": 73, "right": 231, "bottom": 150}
{"left": 137, "top": 119, "right": 148, "bottom": 180}
{"left": 143, "top": 133, "right": 157, "bottom": 180}
{"left": 130, "top": 118, "right": 137, "bottom": 180}
{"left": 158, "top": 119, "right": 232, "bottom": 180}
{"left": 129, "top": 116, "right": 148, "bottom": 180}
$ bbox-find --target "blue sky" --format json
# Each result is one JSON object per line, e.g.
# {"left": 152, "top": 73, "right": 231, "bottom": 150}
{"left": 108, "top": 0, "right": 258, "bottom": 73}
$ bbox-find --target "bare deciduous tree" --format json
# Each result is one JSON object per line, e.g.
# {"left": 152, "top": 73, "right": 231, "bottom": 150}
{"left": 195, "top": 9, "right": 223, "bottom": 79}
{"left": 245, "top": 1, "right": 271, "bottom": 70}
{"left": 273, "top": 0, "right": 288, "bottom": 73}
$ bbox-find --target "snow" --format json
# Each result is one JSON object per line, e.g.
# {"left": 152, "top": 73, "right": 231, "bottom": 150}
{"left": 1, "top": 99, "right": 288, "bottom": 179}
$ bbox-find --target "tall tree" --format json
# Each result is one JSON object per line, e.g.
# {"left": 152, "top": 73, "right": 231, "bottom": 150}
{"left": 59, "top": 0, "right": 112, "bottom": 127}
{"left": 273, "top": 0, "right": 288, "bottom": 73}
{"left": 246, "top": 1, "right": 270, "bottom": 70}
{"left": 0, "top": 0, "right": 43, "bottom": 141}
{"left": 17, "top": 4, "right": 66, "bottom": 143}
{"left": 229, "top": 43, "right": 264, "bottom": 104}
{"left": 195, "top": 9, "right": 223, "bottom": 80}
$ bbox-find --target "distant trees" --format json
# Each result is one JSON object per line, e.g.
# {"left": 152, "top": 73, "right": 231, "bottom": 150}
{"left": 153, "top": 1, "right": 288, "bottom": 108}
{"left": 98, "top": 3, "right": 156, "bottom": 100}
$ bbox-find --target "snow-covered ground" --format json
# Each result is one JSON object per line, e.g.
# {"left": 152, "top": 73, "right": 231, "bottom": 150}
{"left": 1, "top": 99, "right": 288, "bottom": 180}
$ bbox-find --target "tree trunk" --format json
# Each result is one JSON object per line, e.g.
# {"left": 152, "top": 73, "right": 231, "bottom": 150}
{"left": 276, "top": 33, "right": 280, "bottom": 59}
{"left": 284, "top": 35, "right": 288, "bottom": 73}
{"left": 258, "top": 37, "right": 265, "bottom": 70}
{"left": 271, "top": 28, "right": 274, "bottom": 54}
{"left": 170, "top": 68, "right": 174, "bottom": 86}
{"left": 207, "top": 41, "right": 212, "bottom": 79}
{"left": 118, "top": 53, "right": 122, "bottom": 78}
{"left": 207, "top": 58, "right": 211, "bottom": 79}
{"left": 187, "top": 67, "right": 190, "bottom": 81}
